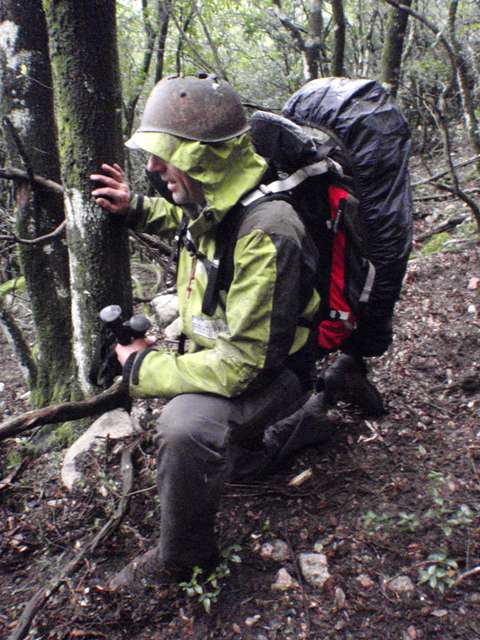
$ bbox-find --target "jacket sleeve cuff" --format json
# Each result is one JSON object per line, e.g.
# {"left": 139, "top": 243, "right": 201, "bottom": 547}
{"left": 125, "top": 194, "right": 144, "bottom": 229}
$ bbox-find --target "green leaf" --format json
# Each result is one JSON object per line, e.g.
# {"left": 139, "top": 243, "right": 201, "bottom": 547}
{"left": 202, "top": 597, "right": 211, "bottom": 614}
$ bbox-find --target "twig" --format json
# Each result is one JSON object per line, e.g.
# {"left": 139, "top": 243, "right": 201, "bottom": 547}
{"left": 2, "top": 118, "right": 35, "bottom": 183}
{"left": 413, "top": 189, "right": 480, "bottom": 203}
{"left": 0, "top": 167, "right": 64, "bottom": 194}
{"left": 452, "top": 566, "right": 480, "bottom": 588}
{"left": 9, "top": 441, "right": 137, "bottom": 640}
{"left": 283, "top": 528, "right": 311, "bottom": 636}
{"left": 415, "top": 215, "right": 467, "bottom": 243}
{"left": 411, "top": 155, "right": 480, "bottom": 187}
{"left": 0, "top": 459, "right": 30, "bottom": 492}
{"left": 0, "top": 220, "right": 66, "bottom": 246}
{"left": 0, "top": 381, "right": 129, "bottom": 441}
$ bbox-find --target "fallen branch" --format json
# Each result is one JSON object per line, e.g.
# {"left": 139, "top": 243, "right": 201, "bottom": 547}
{"left": 411, "top": 155, "right": 480, "bottom": 188}
{"left": 9, "top": 440, "right": 137, "bottom": 640}
{"left": 0, "top": 381, "right": 129, "bottom": 441}
{"left": 0, "top": 458, "right": 30, "bottom": 492}
{"left": 415, "top": 214, "right": 467, "bottom": 243}
{"left": 452, "top": 565, "right": 480, "bottom": 589}
{"left": 413, "top": 188, "right": 480, "bottom": 203}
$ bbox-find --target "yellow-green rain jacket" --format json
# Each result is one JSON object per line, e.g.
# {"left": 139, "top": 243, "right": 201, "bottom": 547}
{"left": 125, "top": 133, "right": 319, "bottom": 399}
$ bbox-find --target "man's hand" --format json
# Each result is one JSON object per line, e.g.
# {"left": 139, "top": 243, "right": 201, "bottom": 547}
{"left": 91, "top": 163, "right": 131, "bottom": 214}
{"left": 115, "top": 336, "right": 156, "bottom": 367}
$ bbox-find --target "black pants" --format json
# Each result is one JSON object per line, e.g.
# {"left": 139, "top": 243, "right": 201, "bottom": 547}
{"left": 155, "top": 369, "right": 305, "bottom": 571}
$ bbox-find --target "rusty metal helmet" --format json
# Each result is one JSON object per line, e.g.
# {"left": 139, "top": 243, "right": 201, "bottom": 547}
{"left": 134, "top": 73, "right": 249, "bottom": 143}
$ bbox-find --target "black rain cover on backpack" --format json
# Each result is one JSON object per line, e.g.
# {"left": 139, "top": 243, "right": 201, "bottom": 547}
{"left": 282, "top": 77, "right": 413, "bottom": 315}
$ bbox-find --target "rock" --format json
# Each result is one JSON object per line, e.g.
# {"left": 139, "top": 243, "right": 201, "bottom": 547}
{"left": 61, "top": 409, "right": 141, "bottom": 490}
{"left": 387, "top": 575, "right": 415, "bottom": 597}
{"left": 260, "top": 539, "right": 289, "bottom": 562}
{"left": 245, "top": 614, "right": 261, "bottom": 627}
{"left": 164, "top": 316, "right": 183, "bottom": 340}
{"left": 466, "top": 592, "right": 480, "bottom": 604}
{"left": 151, "top": 293, "right": 178, "bottom": 328}
{"left": 298, "top": 553, "right": 331, "bottom": 588}
{"left": 402, "top": 626, "right": 418, "bottom": 640}
{"left": 271, "top": 568, "right": 298, "bottom": 591}
{"left": 431, "top": 609, "right": 448, "bottom": 618}
{"left": 334, "top": 587, "right": 347, "bottom": 608}
{"left": 356, "top": 573, "right": 375, "bottom": 589}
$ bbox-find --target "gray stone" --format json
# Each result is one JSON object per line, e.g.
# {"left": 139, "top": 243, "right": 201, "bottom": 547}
{"left": 271, "top": 568, "right": 298, "bottom": 591}
{"left": 467, "top": 592, "right": 480, "bottom": 603}
{"left": 260, "top": 539, "right": 290, "bottom": 562}
{"left": 334, "top": 587, "right": 347, "bottom": 608}
{"left": 387, "top": 575, "right": 415, "bottom": 597}
{"left": 356, "top": 573, "right": 375, "bottom": 589}
{"left": 151, "top": 293, "right": 178, "bottom": 328}
{"left": 298, "top": 553, "right": 331, "bottom": 588}
{"left": 61, "top": 409, "right": 141, "bottom": 490}
{"left": 164, "top": 316, "right": 182, "bottom": 340}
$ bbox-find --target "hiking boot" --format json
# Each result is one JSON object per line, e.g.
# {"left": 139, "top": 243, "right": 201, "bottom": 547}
{"left": 108, "top": 548, "right": 187, "bottom": 593}
{"left": 323, "top": 354, "right": 385, "bottom": 417}
{"left": 263, "top": 392, "right": 338, "bottom": 470}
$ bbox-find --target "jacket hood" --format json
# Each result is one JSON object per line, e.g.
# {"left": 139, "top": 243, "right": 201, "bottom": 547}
{"left": 127, "top": 130, "right": 267, "bottom": 232}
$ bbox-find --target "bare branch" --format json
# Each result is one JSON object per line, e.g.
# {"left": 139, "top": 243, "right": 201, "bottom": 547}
{"left": 415, "top": 214, "right": 467, "bottom": 243}
{"left": 0, "top": 381, "right": 129, "bottom": 441}
{"left": 2, "top": 118, "right": 35, "bottom": 183}
{"left": 0, "top": 167, "right": 64, "bottom": 194}
{"left": 0, "top": 220, "right": 66, "bottom": 246}
{"left": 411, "top": 155, "right": 480, "bottom": 187}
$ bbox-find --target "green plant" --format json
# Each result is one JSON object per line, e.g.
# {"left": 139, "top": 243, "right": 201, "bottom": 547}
{"left": 397, "top": 511, "right": 421, "bottom": 533}
{"left": 420, "top": 232, "right": 450, "bottom": 256}
{"left": 424, "top": 473, "right": 476, "bottom": 537}
{"left": 418, "top": 552, "right": 458, "bottom": 593}
{"left": 0, "top": 276, "right": 25, "bottom": 298}
{"left": 361, "top": 510, "right": 395, "bottom": 535}
{"left": 179, "top": 544, "right": 241, "bottom": 613}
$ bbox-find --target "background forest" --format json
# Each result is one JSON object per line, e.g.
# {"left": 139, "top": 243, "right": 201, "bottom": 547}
{"left": 0, "top": 2, "right": 479, "bottom": 640}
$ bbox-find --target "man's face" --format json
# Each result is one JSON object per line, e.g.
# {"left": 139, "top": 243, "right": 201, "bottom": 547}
{"left": 147, "top": 155, "right": 204, "bottom": 206}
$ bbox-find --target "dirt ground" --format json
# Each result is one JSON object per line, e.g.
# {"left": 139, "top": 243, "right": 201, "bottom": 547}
{"left": 1, "top": 195, "right": 479, "bottom": 639}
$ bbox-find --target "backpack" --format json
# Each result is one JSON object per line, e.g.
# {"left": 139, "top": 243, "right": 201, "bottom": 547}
{"left": 203, "top": 77, "right": 413, "bottom": 358}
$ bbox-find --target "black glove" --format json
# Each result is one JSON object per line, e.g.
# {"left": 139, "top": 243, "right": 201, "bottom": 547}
{"left": 343, "top": 309, "right": 393, "bottom": 358}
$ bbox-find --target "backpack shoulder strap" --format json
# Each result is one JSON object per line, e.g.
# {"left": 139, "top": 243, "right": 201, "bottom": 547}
{"left": 201, "top": 193, "right": 292, "bottom": 316}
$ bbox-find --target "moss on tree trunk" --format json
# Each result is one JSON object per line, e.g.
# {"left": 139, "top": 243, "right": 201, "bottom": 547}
{"left": 0, "top": 0, "right": 75, "bottom": 407}
{"left": 42, "top": 0, "right": 132, "bottom": 395}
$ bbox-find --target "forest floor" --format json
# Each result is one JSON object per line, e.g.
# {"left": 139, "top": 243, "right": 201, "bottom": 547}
{"left": 1, "top": 161, "right": 479, "bottom": 639}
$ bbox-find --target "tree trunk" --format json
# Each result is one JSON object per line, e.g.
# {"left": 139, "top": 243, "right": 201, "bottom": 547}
{"left": 124, "top": 0, "right": 158, "bottom": 138}
{"left": 0, "top": 0, "right": 74, "bottom": 405}
{"left": 154, "top": 0, "right": 173, "bottom": 82}
{"left": 330, "top": 0, "right": 346, "bottom": 77}
{"left": 448, "top": 0, "right": 480, "bottom": 160}
{"left": 42, "top": 0, "right": 132, "bottom": 395}
{"left": 304, "top": 0, "right": 323, "bottom": 81}
{"left": 380, "top": 0, "right": 412, "bottom": 97}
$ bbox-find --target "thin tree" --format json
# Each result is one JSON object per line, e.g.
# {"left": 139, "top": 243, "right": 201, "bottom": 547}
{"left": 42, "top": 0, "right": 132, "bottom": 395}
{"left": 0, "top": 0, "right": 74, "bottom": 406}
{"left": 330, "top": 0, "right": 346, "bottom": 77}
{"left": 380, "top": 0, "right": 412, "bottom": 97}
